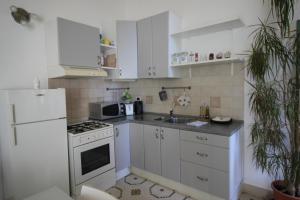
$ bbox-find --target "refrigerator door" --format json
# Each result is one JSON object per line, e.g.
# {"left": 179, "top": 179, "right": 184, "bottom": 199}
{"left": 2, "top": 119, "right": 69, "bottom": 200}
{"left": 8, "top": 89, "right": 66, "bottom": 124}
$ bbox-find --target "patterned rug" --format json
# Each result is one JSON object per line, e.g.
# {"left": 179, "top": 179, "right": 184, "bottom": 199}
{"left": 107, "top": 174, "right": 263, "bottom": 200}
{"left": 107, "top": 174, "right": 194, "bottom": 200}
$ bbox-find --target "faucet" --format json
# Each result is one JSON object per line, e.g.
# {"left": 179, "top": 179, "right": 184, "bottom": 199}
{"left": 169, "top": 99, "right": 176, "bottom": 118}
{"left": 169, "top": 109, "right": 174, "bottom": 118}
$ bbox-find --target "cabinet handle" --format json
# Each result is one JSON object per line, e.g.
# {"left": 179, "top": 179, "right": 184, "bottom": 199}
{"left": 155, "top": 132, "right": 159, "bottom": 139}
{"left": 196, "top": 136, "right": 208, "bottom": 141}
{"left": 161, "top": 133, "right": 164, "bottom": 140}
{"left": 152, "top": 72, "right": 156, "bottom": 76}
{"left": 115, "top": 128, "right": 119, "bottom": 137}
{"left": 196, "top": 176, "right": 208, "bottom": 182}
{"left": 196, "top": 152, "right": 208, "bottom": 157}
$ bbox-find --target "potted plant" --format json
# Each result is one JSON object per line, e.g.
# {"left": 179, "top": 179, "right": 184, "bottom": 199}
{"left": 247, "top": 0, "right": 300, "bottom": 199}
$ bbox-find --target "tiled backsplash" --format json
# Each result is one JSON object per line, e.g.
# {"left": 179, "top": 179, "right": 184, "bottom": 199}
{"left": 49, "top": 63, "right": 244, "bottom": 124}
{"left": 129, "top": 63, "right": 245, "bottom": 120}
{"left": 48, "top": 78, "right": 129, "bottom": 124}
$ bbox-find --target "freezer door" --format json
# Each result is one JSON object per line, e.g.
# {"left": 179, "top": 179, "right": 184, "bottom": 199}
{"left": 8, "top": 89, "right": 66, "bottom": 124}
{"left": 2, "top": 119, "right": 69, "bottom": 200}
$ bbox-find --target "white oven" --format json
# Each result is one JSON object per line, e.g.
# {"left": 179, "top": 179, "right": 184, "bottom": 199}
{"left": 74, "top": 136, "right": 115, "bottom": 184}
{"left": 68, "top": 122, "right": 116, "bottom": 197}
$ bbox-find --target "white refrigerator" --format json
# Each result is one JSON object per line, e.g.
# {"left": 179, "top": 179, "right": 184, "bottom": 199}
{"left": 0, "top": 89, "right": 70, "bottom": 200}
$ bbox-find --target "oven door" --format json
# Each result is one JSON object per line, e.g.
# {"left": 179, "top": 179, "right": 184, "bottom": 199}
{"left": 73, "top": 137, "right": 115, "bottom": 185}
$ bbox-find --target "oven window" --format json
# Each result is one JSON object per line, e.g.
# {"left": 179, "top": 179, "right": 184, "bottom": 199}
{"left": 103, "top": 104, "right": 119, "bottom": 116}
{"left": 81, "top": 144, "right": 110, "bottom": 175}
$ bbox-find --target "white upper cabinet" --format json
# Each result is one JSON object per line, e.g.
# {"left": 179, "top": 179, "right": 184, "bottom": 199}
{"left": 152, "top": 12, "right": 169, "bottom": 78}
{"left": 46, "top": 17, "right": 101, "bottom": 69}
{"left": 109, "top": 21, "right": 138, "bottom": 80}
{"left": 137, "top": 17, "right": 153, "bottom": 78}
{"left": 137, "top": 11, "right": 181, "bottom": 78}
{"left": 57, "top": 18, "right": 100, "bottom": 68}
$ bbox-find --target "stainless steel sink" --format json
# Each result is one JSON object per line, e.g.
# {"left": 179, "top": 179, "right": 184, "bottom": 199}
{"left": 154, "top": 116, "right": 165, "bottom": 121}
{"left": 164, "top": 117, "right": 193, "bottom": 124}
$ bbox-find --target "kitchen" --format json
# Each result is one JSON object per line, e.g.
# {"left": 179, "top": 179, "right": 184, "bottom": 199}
{"left": 0, "top": 1, "right": 299, "bottom": 200}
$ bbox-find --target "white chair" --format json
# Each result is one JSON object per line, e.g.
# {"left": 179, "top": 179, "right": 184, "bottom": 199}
{"left": 80, "top": 186, "right": 118, "bottom": 200}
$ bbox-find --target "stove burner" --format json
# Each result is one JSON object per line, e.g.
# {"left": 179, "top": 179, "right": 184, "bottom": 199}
{"left": 67, "top": 120, "right": 110, "bottom": 134}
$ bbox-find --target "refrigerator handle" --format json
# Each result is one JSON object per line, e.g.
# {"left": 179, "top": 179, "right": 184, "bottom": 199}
{"left": 10, "top": 104, "right": 16, "bottom": 124}
{"left": 12, "top": 126, "right": 17, "bottom": 146}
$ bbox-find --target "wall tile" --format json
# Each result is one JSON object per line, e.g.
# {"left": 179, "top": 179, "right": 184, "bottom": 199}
{"left": 49, "top": 63, "right": 244, "bottom": 122}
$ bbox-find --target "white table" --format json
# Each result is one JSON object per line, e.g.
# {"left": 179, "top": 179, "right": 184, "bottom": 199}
{"left": 23, "top": 187, "right": 73, "bottom": 200}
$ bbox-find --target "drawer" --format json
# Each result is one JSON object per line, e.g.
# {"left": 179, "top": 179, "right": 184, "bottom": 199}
{"left": 180, "top": 140, "right": 229, "bottom": 172}
{"left": 181, "top": 161, "right": 229, "bottom": 199}
{"left": 180, "top": 130, "right": 229, "bottom": 148}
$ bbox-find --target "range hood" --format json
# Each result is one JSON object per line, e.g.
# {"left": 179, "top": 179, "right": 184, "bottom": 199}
{"left": 47, "top": 65, "right": 108, "bottom": 78}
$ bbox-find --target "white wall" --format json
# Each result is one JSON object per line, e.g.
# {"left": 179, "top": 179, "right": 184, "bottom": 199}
{"left": 1, "top": 0, "right": 298, "bottom": 193}
{"left": 0, "top": 0, "right": 126, "bottom": 89}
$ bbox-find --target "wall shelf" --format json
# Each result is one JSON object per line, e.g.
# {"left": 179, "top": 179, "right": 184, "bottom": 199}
{"left": 100, "top": 44, "right": 117, "bottom": 51}
{"left": 171, "top": 18, "right": 245, "bottom": 38}
{"left": 101, "top": 66, "right": 119, "bottom": 70}
{"left": 171, "top": 57, "right": 244, "bottom": 68}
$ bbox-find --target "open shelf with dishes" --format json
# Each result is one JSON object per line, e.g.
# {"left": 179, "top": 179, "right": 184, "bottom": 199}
{"left": 169, "top": 18, "right": 245, "bottom": 72}
{"left": 171, "top": 57, "right": 244, "bottom": 68}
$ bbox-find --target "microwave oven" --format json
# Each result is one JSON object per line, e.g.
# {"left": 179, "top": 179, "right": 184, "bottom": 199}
{"left": 89, "top": 102, "right": 124, "bottom": 120}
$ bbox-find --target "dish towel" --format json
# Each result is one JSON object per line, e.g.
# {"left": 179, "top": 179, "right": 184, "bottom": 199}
{"left": 186, "top": 121, "right": 208, "bottom": 127}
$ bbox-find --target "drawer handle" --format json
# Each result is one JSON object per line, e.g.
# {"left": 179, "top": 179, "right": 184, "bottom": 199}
{"left": 196, "top": 152, "right": 208, "bottom": 157}
{"left": 196, "top": 136, "right": 208, "bottom": 141}
{"left": 196, "top": 176, "right": 208, "bottom": 182}
{"left": 155, "top": 132, "right": 159, "bottom": 139}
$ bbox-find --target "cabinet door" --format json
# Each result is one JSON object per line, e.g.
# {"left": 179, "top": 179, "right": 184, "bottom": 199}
{"left": 144, "top": 125, "right": 161, "bottom": 175}
{"left": 116, "top": 21, "right": 137, "bottom": 79}
{"left": 114, "top": 124, "right": 130, "bottom": 172}
{"left": 137, "top": 17, "right": 153, "bottom": 78}
{"left": 57, "top": 17, "right": 100, "bottom": 68}
{"left": 161, "top": 127, "right": 180, "bottom": 182}
{"left": 151, "top": 12, "right": 169, "bottom": 78}
{"left": 129, "top": 123, "right": 144, "bottom": 169}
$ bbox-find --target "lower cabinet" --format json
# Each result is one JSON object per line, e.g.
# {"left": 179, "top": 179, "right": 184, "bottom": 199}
{"left": 180, "top": 130, "right": 242, "bottom": 200}
{"left": 114, "top": 123, "right": 242, "bottom": 200}
{"left": 161, "top": 127, "right": 180, "bottom": 182}
{"left": 129, "top": 123, "right": 145, "bottom": 169}
{"left": 144, "top": 125, "right": 162, "bottom": 175}
{"left": 114, "top": 123, "right": 130, "bottom": 172}
{"left": 144, "top": 125, "right": 180, "bottom": 182}
{"left": 181, "top": 161, "right": 229, "bottom": 199}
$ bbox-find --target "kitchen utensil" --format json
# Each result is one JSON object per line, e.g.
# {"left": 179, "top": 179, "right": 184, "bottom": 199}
{"left": 211, "top": 116, "right": 232, "bottom": 124}
{"left": 159, "top": 90, "right": 168, "bottom": 101}
{"left": 177, "top": 91, "right": 191, "bottom": 107}
{"left": 216, "top": 52, "right": 223, "bottom": 59}
{"left": 224, "top": 51, "right": 231, "bottom": 58}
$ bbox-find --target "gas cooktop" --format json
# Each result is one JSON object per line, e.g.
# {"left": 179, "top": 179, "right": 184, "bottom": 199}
{"left": 67, "top": 120, "right": 111, "bottom": 134}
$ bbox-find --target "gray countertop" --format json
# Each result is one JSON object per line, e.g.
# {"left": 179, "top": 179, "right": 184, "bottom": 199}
{"left": 102, "top": 113, "right": 243, "bottom": 137}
